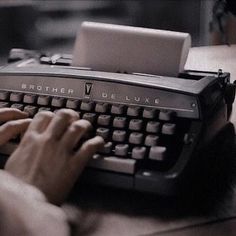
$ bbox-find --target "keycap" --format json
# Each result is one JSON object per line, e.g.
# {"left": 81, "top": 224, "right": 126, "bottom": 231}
{"left": 37, "top": 95, "right": 51, "bottom": 106}
{"left": 88, "top": 155, "right": 136, "bottom": 174}
{"left": 11, "top": 103, "right": 24, "bottom": 110}
{"left": 54, "top": 57, "right": 71, "bottom": 66}
{"left": 95, "top": 102, "right": 109, "bottom": 113}
{"left": 51, "top": 97, "right": 66, "bottom": 107}
{"left": 127, "top": 106, "right": 141, "bottom": 116}
{"left": 111, "top": 104, "right": 125, "bottom": 115}
{"left": 129, "top": 119, "right": 143, "bottom": 131}
{"left": 66, "top": 99, "right": 80, "bottom": 109}
{"left": 97, "top": 114, "right": 111, "bottom": 126}
{"left": 183, "top": 133, "right": 194, "bottom": 145}
{"left": 38, "top": 107, "right": 51, "bottom": 112}
{"left": 113, "top": 117, "right": 126, "bottom": 128}
{"left": 0, "top": 101, "right": 10, "bottom": 108}
{"left": 24, "top": 105, "right": 38, "bottom": 117}
{"left": 0, "top": 91, "right": 9, "bottom": 100}
{"left": 144, "top": 135, "right": 159, "bottom": 146}
{"left": 159, "top": 110, "right": 175, "bottom": 121}
{"left": 40, "top": 56, "right": 51, "bottom": 64}
{"left": 80, "top": 100, "right": 94, "bottom": 111}
{"left": 115, "top": 144, "right": 129, "bottom": 156}
{"left": 10, "top": 92, "right": 23, "bottom": 102}
{"left": 96, "top": 127, "right": 110, "bottom": 140}
{"left": 23, "top": 94, "right": 37, "bottom": 104}
{"left": 143, "top": 107, "right": 157, "bottom": 119}
{"left": 112, "top": 130, "right": 126, "bottom": 142}
{"left": 82, "top": 113, "right": 96, "bottom": 124}
{"left": 11, "top": 103, "right": 24, "bottom": 111}
{"left": 146, "top": 121, "right": 161, "bottom": 133}
{"left": 131, "top": 146, "right": 146, "bottom": 159}
{"left": 149, "top": 146, "right": 167, "bottom": 161}
{"left": 129, "top": 132, "right": 143, "bottom": 145}
{"left": 162, "top": 123, "right": 176, "bottom": 135}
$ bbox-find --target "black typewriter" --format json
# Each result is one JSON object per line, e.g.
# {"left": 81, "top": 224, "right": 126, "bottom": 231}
{"left": 0, "top": 23, "right": 235, "bottom": 195}
{"left": 0, "top": 47, "right": 234, "bottom": 195}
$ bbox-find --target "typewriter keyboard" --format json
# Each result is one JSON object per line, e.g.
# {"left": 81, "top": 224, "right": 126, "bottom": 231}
{"left": 0, "top": 90, "right": 191, "bottom": 175}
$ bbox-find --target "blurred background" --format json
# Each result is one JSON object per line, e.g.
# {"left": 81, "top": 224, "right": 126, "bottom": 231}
{"left": 0, "top": 0, "right": 235, "bottom": 65}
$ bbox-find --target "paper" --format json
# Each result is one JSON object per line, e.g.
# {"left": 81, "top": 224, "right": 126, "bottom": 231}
{"left": 72, "top": 22, "right": 191, "bottom": 77}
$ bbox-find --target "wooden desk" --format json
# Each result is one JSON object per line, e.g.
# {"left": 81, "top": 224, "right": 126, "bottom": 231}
{"left": 68, "top": 45, "right": 236, "bottom": 236}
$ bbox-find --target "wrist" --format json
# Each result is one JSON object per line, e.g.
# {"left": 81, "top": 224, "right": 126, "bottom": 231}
{"left": 0, "top": 170, "right": 70, "bottom": 236}
{"left": 0, "top": 170, "right": 47, "bottom": 203}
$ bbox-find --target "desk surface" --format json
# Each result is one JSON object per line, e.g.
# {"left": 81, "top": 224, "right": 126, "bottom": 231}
{"left": 67, "top": 45, "right": 236, "bottom": 236}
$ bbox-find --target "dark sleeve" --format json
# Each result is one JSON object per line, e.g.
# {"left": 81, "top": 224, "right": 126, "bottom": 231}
{"left": 226, "top": 0, "right": 236, "bottom": 16}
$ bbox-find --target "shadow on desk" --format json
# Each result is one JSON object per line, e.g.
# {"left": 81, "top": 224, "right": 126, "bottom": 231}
{"left": 66, "top": 123, "right": 236, "bottom": 236}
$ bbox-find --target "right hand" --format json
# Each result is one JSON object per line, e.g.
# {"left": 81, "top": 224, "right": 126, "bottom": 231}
{"left": 5, "top": 109, "right": 104, "bottom": 205}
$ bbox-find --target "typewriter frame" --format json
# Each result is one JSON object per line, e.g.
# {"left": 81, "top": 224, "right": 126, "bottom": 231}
{"left": 0, "top": 50, "right": 235, "bottom": 195}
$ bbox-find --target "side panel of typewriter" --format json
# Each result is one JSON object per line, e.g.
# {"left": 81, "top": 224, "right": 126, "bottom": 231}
{"left": 135, "top": 72, "right": 232, "bottom": 195}
{"left": 134, "top": 104, "right": 228, "bottom": 195}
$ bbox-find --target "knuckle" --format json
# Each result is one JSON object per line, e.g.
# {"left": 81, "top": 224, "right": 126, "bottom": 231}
{"left": 23, "top": 130, "right": 39, "bottom": 142}
{"left": 35, "top": 111, "right": 54, "bottom": 119}
{"left": 41, "top": 133, "right": 53, "bottom": 143}
{"left": 56, "top": 109, "right": 79, "bottom": 119}
{"left": 71, "top": 120, "right": 91, "bottom": 133}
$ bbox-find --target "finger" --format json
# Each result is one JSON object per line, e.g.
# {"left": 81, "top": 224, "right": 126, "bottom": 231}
{"left": 46, "top": 109, "right": 79, "bottom": 140}
{"left": 61, "top": 119, "right": 92, "bottom": 149}
{"left": 0, "top": 118, "right": 32, "bottom": 145}
{"left": 71, "top": 136, "right": 104, "bottom": 171}
{"left": 27, "top": 111, "right": 54, "bottom": 133}
{"left": 0, "top": 108, "right": 28, "bottom": 122}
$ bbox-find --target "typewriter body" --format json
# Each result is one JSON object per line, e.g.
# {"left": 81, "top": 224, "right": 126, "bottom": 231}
{"left": 0, "top": 22, "right": 235, "bottom": 195}
{"left": 0, "top": 48, "right": 234, "bottom": 195}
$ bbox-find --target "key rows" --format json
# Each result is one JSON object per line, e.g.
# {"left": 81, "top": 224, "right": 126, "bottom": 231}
{"left": 96, "top": 123, "right": 175, "bottom": 142}
{"left": 0, "top": 102, "right": 176, "bottom": 137}
{"left": 0, "top": 91, "right": 181, "bottom": 168}
{"left": 0, "top": 91, "right": 175, "bottom": 120}
{"left": 99, "top": 141, "right": 167, "bottom": 161}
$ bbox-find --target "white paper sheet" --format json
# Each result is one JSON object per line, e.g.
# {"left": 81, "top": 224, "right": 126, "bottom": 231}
{"left": 72, "top": 22, "right": 191, "bottom": 77}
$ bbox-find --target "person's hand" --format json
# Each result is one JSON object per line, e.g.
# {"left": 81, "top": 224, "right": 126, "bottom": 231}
{"left": 0, "top": 108, "right": 30, "bottom": 145}
{"left": 5, "top": 109, "right": 104, "bottom": 205}
{"left": 0, "top": 170, "right": 70, "bottom": 236}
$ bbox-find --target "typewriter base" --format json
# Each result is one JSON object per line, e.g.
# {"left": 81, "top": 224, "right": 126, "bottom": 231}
{"left": 78, "top": 122, "right": 235, "bottom": 197}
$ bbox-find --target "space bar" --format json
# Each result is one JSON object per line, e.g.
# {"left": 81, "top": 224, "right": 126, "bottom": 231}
{"left": 88, "top": 156, "right": 136, "bottom": 174}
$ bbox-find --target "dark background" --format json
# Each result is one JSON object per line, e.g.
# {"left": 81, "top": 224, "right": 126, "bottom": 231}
{"left": 0, "top": 0, "right": 214, "bottom": 65}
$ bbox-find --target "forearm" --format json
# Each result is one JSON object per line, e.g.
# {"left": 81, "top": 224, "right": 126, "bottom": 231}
{"left": 0, "top": 170, "right": 70, "bottom": 236}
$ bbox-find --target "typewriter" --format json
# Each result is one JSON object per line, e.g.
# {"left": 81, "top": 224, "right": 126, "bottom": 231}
{"left": 0, "top": 22, "right": 235, "bottom": 195}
